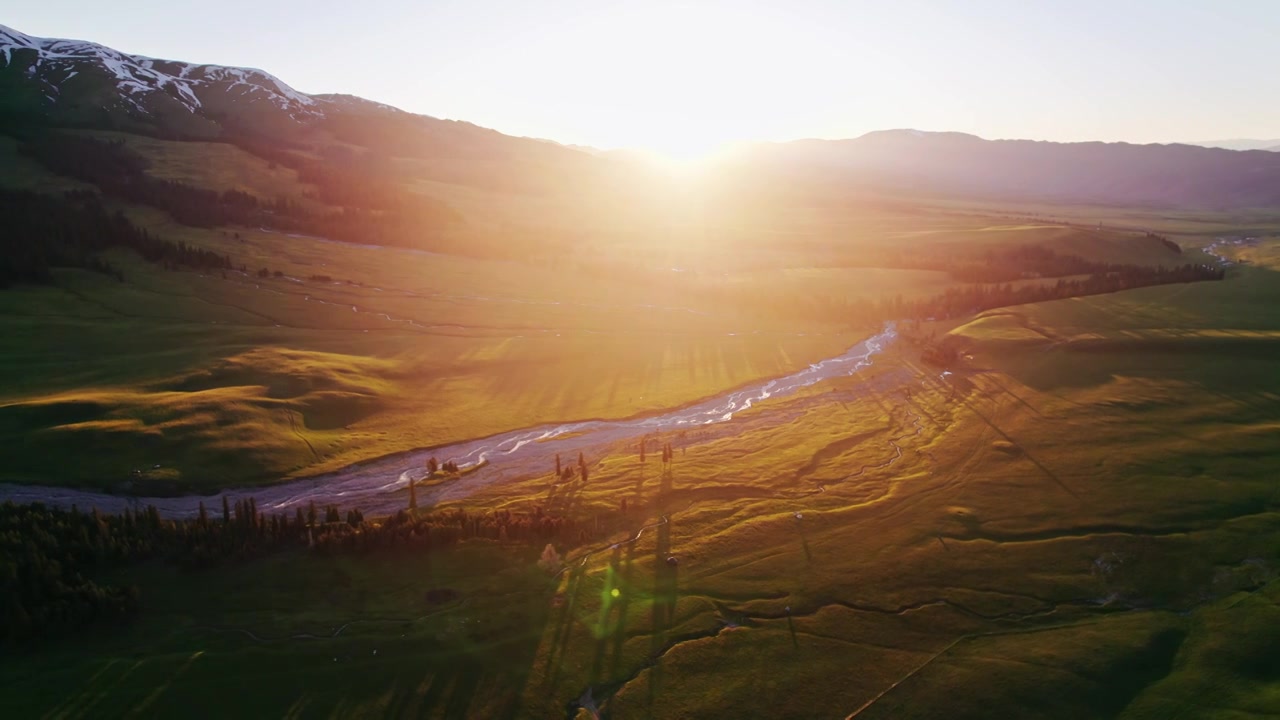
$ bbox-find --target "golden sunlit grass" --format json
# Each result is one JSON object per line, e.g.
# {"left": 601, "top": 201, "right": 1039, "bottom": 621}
{"left": 0, "top": 169, "right": 1231, "bottom": 493}
{"left": 0, "top": 243, "right": 863, "bottom": 489}
{"left": 10, "top": 290, "right": 1280, "bottom": 716}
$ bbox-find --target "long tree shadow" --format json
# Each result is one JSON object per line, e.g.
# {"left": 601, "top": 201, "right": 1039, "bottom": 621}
{"left": 608, "top": 534, "right": 641, "bottom": 679}
{"left": 797, "top": 513, "right": 813, "bottom": 564}
{"left": 648, "top": 474, "right": 677, "bottom": 710}
{"left": 589, "top": 545, "right": 626, "bottom": 683}
{"left": 633, "top": 446, "right": 650, "bottom": 507}
{"left": 957, "top": 390, "right": 1080, "bottom": 501}
{"left": 542, "top": 561, "right": 589, "bottom": 700}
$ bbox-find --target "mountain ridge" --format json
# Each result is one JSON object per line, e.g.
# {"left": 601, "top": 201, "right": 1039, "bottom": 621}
{"left": 7, "top": 24, "right": 1280, "bottom": 209}
{"left": 1187, "top": 138, "right": 1280, "bottom": 152}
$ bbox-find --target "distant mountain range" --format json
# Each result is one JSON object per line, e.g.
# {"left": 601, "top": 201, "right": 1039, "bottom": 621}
{"left": 1188, "top": 139, "right": 1280, "bottom": 152}
{"left": 5, "top": 24, "right": 1280, "bottom": 209}
{"left": 732, "top": 130, "right": 1280, "bottom": 208}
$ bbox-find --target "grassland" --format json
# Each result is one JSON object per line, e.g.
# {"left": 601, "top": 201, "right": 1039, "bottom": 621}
{"left": 0, "top": 130, "right": 1207, "bottom": 492}
{"left": 0, "top": 248, "right": 860, "bottom": 490}
{"left": 5, "top": 125, "right": 1280, "bottom": 717}
{"left": 5, "top": 239, "right": 1280, "bottom": 717}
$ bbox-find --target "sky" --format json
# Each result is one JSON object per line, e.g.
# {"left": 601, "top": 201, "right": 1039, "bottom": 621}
{"left": 6, "top": 0, "right": 1280, "bottom": 158}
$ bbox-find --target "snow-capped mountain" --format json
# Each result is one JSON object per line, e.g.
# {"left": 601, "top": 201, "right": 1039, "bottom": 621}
{"left": 8, "top": 25, "right": 1280, "bottom": 208}
{"left": 0, "top": 24, "right": 334, "bottom": 136}
{"left": 0, "top": 24, "right": 315, "bottom": 116}
{"left": 0, "top": 23, "right": 595, "bottom": 175}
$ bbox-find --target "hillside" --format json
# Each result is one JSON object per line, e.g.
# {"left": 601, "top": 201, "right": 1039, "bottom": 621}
{"left": 729, "top": 129, "right": 1280, "bottom": 209}
{"left": 0, "top": 24, "right": 608, "bottom": 198}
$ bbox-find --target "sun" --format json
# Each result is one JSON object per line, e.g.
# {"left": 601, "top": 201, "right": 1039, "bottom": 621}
{"left": 562, "top": 2, "right": 779, "bottom": 163}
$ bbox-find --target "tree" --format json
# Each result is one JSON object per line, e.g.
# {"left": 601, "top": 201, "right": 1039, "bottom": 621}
{"left": 555, "top": 454, "right": 561, "bottom": 476}
{"left": 408, "top": 478, "right": 418, "bottom": 512}
{"left": 427, "top": 457, "right": 439, "bottom": 474}
{"left": 307, "top": 500, "right": 318, "bottom": 527}
{"left": 221, "top": 496, "right": 231, "bottom": 524}
{"left": 537, "top": 543, "right": 562, "bottom": 574}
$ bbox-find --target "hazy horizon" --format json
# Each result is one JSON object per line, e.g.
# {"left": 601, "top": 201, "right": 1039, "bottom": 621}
{"left": 6, "top": 0, "right": 1280, "bottom": 158}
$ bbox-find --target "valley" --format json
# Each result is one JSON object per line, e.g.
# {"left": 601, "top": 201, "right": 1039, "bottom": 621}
{"left": 3, "top": 19, "right": 1280, "bottom": 720}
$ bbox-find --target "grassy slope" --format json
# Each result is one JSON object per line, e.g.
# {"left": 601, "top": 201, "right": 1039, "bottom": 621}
{"left": 6, "top": 315, "right": 1279, "bottom": 716}
{"left": 82, "top": 130, "right": 325, "bottom": 212}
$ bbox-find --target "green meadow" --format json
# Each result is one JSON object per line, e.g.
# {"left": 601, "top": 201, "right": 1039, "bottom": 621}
{"left": 5, "top": 238, "right": 1280, "bottom": 717}
{"left": 5, "top": 125, "right": 1280, "bottom": 718}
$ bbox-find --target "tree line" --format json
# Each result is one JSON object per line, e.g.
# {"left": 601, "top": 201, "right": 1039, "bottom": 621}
{"left": 232, "top": 137, "right": 465, "bottom": 250}
{"left": 17, "top": 131, "right": 306, "bottom": 229}
{"left": 887, "top": 262, "right": 1225, "bottom": 321}
{"left": 733, "top": 251, "right": 1226, "bottom": 329}
{"left": 837, "top": 242, "right": 1189, "bottom": 285}
{"left": 0, "top": 497, "right": 597, "bottom": 647}
{"left": 12, "top": 129, "right": 463, "bottom": 252}
{"left": 0, "top": 188, "right": 232, "bottom": 288}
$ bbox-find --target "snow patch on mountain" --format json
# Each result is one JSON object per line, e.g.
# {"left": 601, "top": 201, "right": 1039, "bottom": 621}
{"left": 0, "top": 24, "right": 319, "bottom": 119}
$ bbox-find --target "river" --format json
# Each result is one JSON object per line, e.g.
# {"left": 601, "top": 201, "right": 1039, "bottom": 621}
{"left": 0, "top": 323, "right": 896, "bottom": 517}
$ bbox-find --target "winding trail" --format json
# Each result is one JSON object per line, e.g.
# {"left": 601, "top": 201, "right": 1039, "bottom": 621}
{"left": 0, "top": 324, "right": 898, "bottom": 518}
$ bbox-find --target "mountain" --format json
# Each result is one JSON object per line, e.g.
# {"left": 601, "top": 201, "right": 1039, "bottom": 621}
{"left": 7, "top": 25, "right": 1280, "bottom": 210}
{"left": 0, "top": 24, "right": 602, "bottom": 189}
{"left": 0, "top": 24, "right": 322, "bottom": 137}
{"left": 1188, "top": 139, "right": 1280, "bottom": 151}
{"left": 727, "top": 129, "right": 1280, "bottom": 208}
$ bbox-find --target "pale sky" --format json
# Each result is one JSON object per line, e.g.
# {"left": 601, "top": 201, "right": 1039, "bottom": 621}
{"left": 7, "top": 0, "right": 1280, "bottom": 157}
